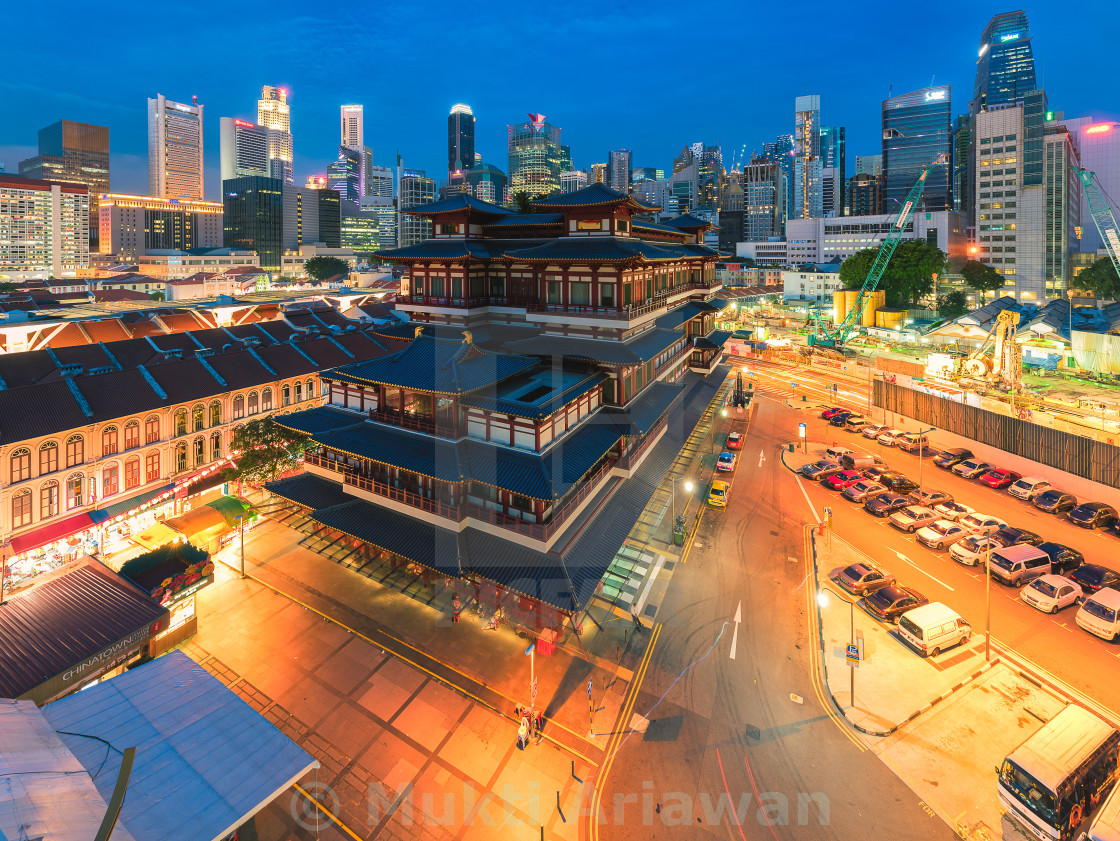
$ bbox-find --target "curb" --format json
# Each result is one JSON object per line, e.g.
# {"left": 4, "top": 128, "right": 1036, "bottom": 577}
{"left": 805, "top": 527, "right": 999, "bottom": 738}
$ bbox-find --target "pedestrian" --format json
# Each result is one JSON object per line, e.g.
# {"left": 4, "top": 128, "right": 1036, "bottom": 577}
{"left": 451, "top": 594, "right": 461, "bottom": 624}
{"left": 534, "top": 709, "right": 545, "bottom": 736}
{"left": 630, "top": 603, "right": 643, "bottom": 631}
{"left": 517, "top": 718, "right": 529, "bottom": 750}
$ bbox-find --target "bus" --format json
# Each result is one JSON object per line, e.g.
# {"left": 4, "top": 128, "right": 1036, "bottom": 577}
{"left": 998, "top": 705, "right": 1120, "bottom": 840}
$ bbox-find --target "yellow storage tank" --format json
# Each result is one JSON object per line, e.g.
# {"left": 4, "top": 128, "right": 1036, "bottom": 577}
{"left": 875, "top": 309, "right": 906, "bottom": 330}
{"left": 832, "top": 289, "right": 858, "bottom": 323}
{"left": 862, "top": 290, "right": 886, "bottom": 327}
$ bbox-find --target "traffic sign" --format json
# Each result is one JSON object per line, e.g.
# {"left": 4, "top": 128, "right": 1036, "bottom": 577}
{"left": 587, "top": 679, "right": 593, "bottom": 698}
{"left": 798, "top": 422, "right": 806, "bottom": 438}
{"left": 846, "top": 644, "right": 860, "bottom": 668}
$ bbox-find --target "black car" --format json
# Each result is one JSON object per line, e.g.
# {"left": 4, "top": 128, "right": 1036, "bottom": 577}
{"left": 933, "top": 448, "right": 973, "bottom": 469}
{"left": 829, "top": 411, "right": 854, "bottom": 427}
{"left": 1036, "top": 542, "right": 1084, "bottom": 576}
{"left": 858, "top": 585, "right": 928, "bottom": 624}
{"left": 990, "top": 526, "right": 1044, "bottom": 548}
{"left": 1067, "top": 502, "right": 1118, "bottom": 529}
{"left": 880, "top": 472, "right": 919, "bottom": 493}
{"left": 1069, "top": 563, "right": 1120, "bottom": 595}
{"left": 864, "top": 492, "right": 910, "bottom": 517}
{"left": 1033, "top": 490, "right": 1078, "bottom": 514}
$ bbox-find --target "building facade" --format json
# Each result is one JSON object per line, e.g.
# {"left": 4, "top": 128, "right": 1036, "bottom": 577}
{"left": 847, "top": 173, "right": 881, "bottom": 217}
{"left": 222, "top": 176, "right": 284, "bottom": 270}
{"left": 465, "top": 163, "right": 508, "bottom": 206}
{"left": 0, "top": 175, "right": 89, "bottom": 280}
{"left": 257, "top": 86, "right": 294, "bottom": 185}
{"left": 327, "top": 146, "right": 361, "bottom": 206}
{"left": 98, "top": 194, "right": 224, "bottom": 260}
{"left": 148, "top": 94, "right": 204, "bottom": 201}
{"left": 219, "top": 118, "right": 269, "bottom": 182}
{"left": 881, "top": 85, "right": 952, "bottom": 213}
{"left": 341, "top": 104, "right": 363, "bottom": 150}
{"left": 507, "top": 114, "right": 564, "bottom": 199}
{"left": 785, "top": 209, "right": 966, "bottom": 265}
{"left": 18, "top": 121, "right": 110, "bottom": 242}
{"left": 793, "top": 95, "right": 822, "bottom": 219}
{"left": 282, "top": 184, "right": 341, "bottom": 251}
{"left": 1062, "top": 118, "right": 1120, "bottom": 256}
{"left": 608, "top": 150, "right": 632, "bottom": 195}
{"left": 819, "top": 125, "right": 846, "bottom": 216}
{"left": 782, "top": 266, "right": 842, "bottom": 302}
{"left": 741, "top": 158, "right": 785, "bottom": 242}
{"left": 448, "top": 104, "right": 475, "bottom": 180}
{"left": 398, "top": 171, "right": 437, "bottom": 247}
{"left": 971, "top": 11, "right": 1037, "bottom": 115}
{"left": 854, "top": 155, "right": 881, "bottom": 176}
{"left": 560, "top": 170, "right": 588, "bottom": 194}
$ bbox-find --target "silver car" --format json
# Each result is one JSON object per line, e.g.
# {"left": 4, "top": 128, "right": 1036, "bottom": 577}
{"left": 889, "top": 505, "right": 939, "bottom": 533}
{"left": 801, "top": 460, "right": 842, "bottom": 480}
{"left": 862, "top": 424, "right": 888, "bottom": 440}
{"left": 916, "top": 519, "right": 970, "bottom": 550}
{"left": 843, "top": 480, "right": 888, "bottom": 503}
{"left": 877, "top": 428, "right": 905, "bottom": 446}
{"left": 828, "top": 562, "right": 896, "bottom": 596}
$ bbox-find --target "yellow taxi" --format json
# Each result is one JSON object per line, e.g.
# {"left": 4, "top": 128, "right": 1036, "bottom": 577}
{"left": 708, "top": 479, "right": 730, "bottom": 508}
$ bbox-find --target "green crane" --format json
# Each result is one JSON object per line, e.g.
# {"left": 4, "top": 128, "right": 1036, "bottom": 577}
{"left": 809, "top": 153, "right": 949, "bottom": 349}
{"left": 1072, "top": 166, "right": 1120, "bottom": 279}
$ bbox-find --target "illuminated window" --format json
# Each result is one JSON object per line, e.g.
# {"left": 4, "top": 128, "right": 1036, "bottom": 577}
{"left": 66, "top": 473, "right": 84, "bottom": 509}
{"left": 174, "top": 409, "right": 187, "bottom": 436}
{"left": 209, "top": 401, "right": 222, "bottom": 426}
{"left": 124, "top": 421, "right": 140, "bottom": 450}
{"left": 40, "top": 481, "right": 59, "bottom": 518}
{"left": 146, "top": 451, "right": 160, "bottom": 482}
{"left": 12, "top": 489, "right": 32, "bottom": 528}
{"left": 125, "top": 457, "right": 140, "bottom": 490}
{"left": 103, "top": 464, "right": 119, "bottom": 496}
{"left": 193, "top": 404, "right": 205, "bottom": 432}
{"left": 39, "top": 441, "right": 58, "bottom": 475}
{"left": 101, "top": 426, "right": 119, "bottom": 457}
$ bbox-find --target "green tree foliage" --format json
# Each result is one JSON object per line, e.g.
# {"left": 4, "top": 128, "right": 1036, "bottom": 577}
{"left": 0, "top": 282, "right": 17, "bottom": 293}
{"left": 937, "top": 290, "right": 970, "bottom": 319}
{"left": 511, "top": 192, "right": 537, "bottom": 214}
{"left": 230, "top": 416, "right": 309, "bottom": 483}
{"left": 1074, "top": 258, "right": 1120, "bottom": 300}
{"left": 839, "top": 240, "right": 948, "bottom": 308}
{"left": 960, "top": 260, "right": 1005, "bottom": 295}
{"left": 303, "top": 256, "right": 351, "bottom": 282}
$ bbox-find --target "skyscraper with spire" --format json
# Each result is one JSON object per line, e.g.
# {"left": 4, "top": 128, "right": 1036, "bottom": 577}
{"left": 258, "top": 85, "right": 294, "bottom": 185}
{"left": 971, "top": 11, "right": 1037, "bottom": 115}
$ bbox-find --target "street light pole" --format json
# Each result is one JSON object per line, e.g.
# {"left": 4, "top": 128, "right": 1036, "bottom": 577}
{"left": 849, "top": 599, "right": 855, "bottom": 710}
{"left": 985, "top": 538, "right": 992, "bottom": 662}
{"left": 239, "top": 514, "right": 246, "bottom": 579}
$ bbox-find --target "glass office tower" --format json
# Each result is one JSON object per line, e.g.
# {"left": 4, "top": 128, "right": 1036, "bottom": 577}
{"left": 222, "top": 176, "right": 283, "bottom": 270}
{"left": 507, "top": 114, "right": 563, "bottom": 198}
{"left": 881, "top": 85, "right": 952, "bottom": 213}
{"left": 972, "top": 11, "right": 1037, "bottom": 115}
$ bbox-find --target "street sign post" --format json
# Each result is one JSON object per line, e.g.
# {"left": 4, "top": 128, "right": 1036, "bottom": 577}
{"left": 846, "top": 644, "right": 859, "bottom": 667}
{"left": 798, "top": 422, "right": 807, "bottom": 453}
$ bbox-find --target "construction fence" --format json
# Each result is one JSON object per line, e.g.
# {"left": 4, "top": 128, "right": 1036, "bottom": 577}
{"left": 874, "top": 379, "right": 1120, "bottom": 490}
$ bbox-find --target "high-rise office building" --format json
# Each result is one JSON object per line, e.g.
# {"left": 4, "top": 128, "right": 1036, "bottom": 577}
{"left": 793, "top": 96, "right": 822, "bottom": 219}
{"left": 560, "top": 170, "right": 588, "bottom": 194}
{"left": 820, "top": 126, "right": 846, "bottom": 215}
{"left": 1062, "top": 117, "right": 1120, "bottom": 255}
{"left": 398, "top": 170, "right": 437, "bottom": 246}
{"left": 17, "top": 121, "right": 109, "bottom": 243}
{"left": 507, "top": 113, "right": 563, "bottom": 198}
{"left": 952, "top": 116, "right": 971, "bottom": 216}
{"left": 222, "top": 176, "right": 283, "bottom": 270}
{"left": 765, "top": 134, "right": 795, "bottom": 224}
{"left": 881, "top": 85, "right": 952, "bottom": 213}
{"left": 854, "top": 155, "right": 881, "bottom": 176}
{"left": 257, "top": 85, "right": 294, "bottom": 185}
{"left": 99, "top": 194, "right": 223, "bottom": 260}
{"left": 448, "top": 104, "right": 476, "bottom": 180}
{"left": 361, "top": 196, "right": 397, "bottom": 251}
{"left": 327, "top": 146, "right": 362, "bottom": 206}
{"left": 672, "top": 144, "right": 723, "bottom": 209}
{"left": 282, "top": 184, "right": 341, "bottom": 250}
{"left": 631, "top": 167, "right": 663, "bottom": 183}
{"left": 148, "top": 94, "right": 204, "bottom": 201}
{"left": 608, "top": 150, "right": 632, "bottom": 195}
{"left": 847, "top": 173, "right": 881, "bottom": 217}
{"left": 0, "top": 175, "right": 89, "bottom": 278}
{"left": 465, "top": 164, "right": 508, "bottom": 205}
{"left": 366, "top": 165, "right": 394, "bottom": 199}
{"left": 589, "top": 163, "right": 607, "bottom": 184}
{"left": 1042, "top": 125, "right": 1081, "bottom": 298}
{"left": 971, "top": 11, "right": 1037, "bottom": 115}
{"left": 219, "top": 118, "right": 269, "bottom": 182}
{"left": 742, "top": 158, "right": 785, "bottom": 242}
{"left": 341, "top": 104, "right": 363, "bottom": 149}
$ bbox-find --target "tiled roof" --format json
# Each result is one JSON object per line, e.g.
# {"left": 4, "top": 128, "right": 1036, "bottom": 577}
{"left": 143, "top": 358, "right": 222, "bottom": 405}
{"left": 401, "top": 193, "right": 513, "bottom": 218}
{"left": 312, "top": 500, "right": 464, "bottom": 576}
{"left": 315, "top": 423, "right": 463, "bottom": 482}
{"left": 202, "top": 349, "right": 276, "bottom": 390}
{"left": 632, "top": 219, "right": 688, "bottom": 240}
{"left": 265, "top": 472, "right": 353, "bottom": 510}
{"left": 187, "top": 327, "right": 238, "bottom": 349}
{"left": 655, "top": 300, "right": 721, "bottom": 329}
{"left": 481, "top": 213, "right": 564, "bottom": 227}
{"left": 531, "top": 183, "right": 660, "bottom": 212}
{"left": 461, "top": 371, "right": 608, "bottom": 419}
{"left": 624, "top": 328, "right": 687, "bottom": 363}
{"left": 273, "top": 405, "right": 367, "bottom": 436}
{"left": 506, "top": 334, "right": 650, "bottom": 365}
{"left": 254, "top": 321, "right": 300, "bottom": 342}
{"left": 44, "top": 322, "right": 91, "bottom": 348}
{"left": 79, "top": 368, "right": 165, "bottom": 421}
{"left": 602, "top": 380, "right": 685, "bottom": 434}
{"left": 666, "top": 212, "right": 718, "bottom": 231}
{"left": 502, "top": 236, "right": 707, "bottom": 264}
{"left": 0, "top": 379, "right": 91, "bottom": 445}
{"left": 252, "top": 343, "right": 319, "bottom": 377}
{"left": 373, "top": 239, "right": 494, "bottom": 262}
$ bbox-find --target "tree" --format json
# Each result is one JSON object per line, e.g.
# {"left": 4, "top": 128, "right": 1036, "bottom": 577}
{"left": 839, "top": 240, "right": 947, "bottom": 308}
{"left": 0, "top": 282, "right": 16, "bottom": 293}
{"left": 149, "top": 291, "right": 165, "bottom": 301}
{"left": 960, "top": 260, "right": 1004, "bottom": 296}
{"left": 937, "top": 290, "right": 970, "bottom": 319}
{"left": 303, "top": 256, "right": 351, "bottom": 282}
{"left": 511, "top": 191, "right": 539, "bottom": 214}
{"left": 230, "top": 416, "right": 309, "bottom": 483}
{"left": 1075, "top": 258, "right": 1120, "bottom": 300}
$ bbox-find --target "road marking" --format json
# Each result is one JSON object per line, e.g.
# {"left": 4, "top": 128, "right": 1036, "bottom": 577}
{"left": 892, "top": 550, "right": 955, "bottom": 591}
{"left": 730, "top": 601, "right": 742, "bottom": 660}
{"left": 794, "top": 474, "right": 822, "bottom": 524}
{"left": 758, "top": 449, "right": 766, "bottom": 467}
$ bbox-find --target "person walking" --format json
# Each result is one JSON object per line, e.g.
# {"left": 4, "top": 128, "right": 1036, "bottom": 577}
{"left": 517, "top": 717, "right": 529, "bottom": 750}
{"left": 630, "top": 603, "right": 643, "bottom": 631}
{"left": 451, "top": 594, "right": 462, "bottom": 623}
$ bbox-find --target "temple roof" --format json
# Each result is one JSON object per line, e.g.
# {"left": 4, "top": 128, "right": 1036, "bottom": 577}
{"left": 372, "top": 238, "right": 552, "bottom": 263}
{"left": 632, "top": 219, "right": 688, "bottom": 241}
{"left": 461, "top": 369, "right": 608, "bottom": 419}
{"left": 666, "top": 212, "right": 719, "bottom": 231}
{"left": 482, "top": 213, "right": 565, "bottom": 227}
{"left": 502, "top": 236, "right": 709, "bottom": 265}
{"left": 531, "top": 183, "right": 660, "bottom": 213}
{"left": 401, "top": 193, "right": 513, "bottom": 218}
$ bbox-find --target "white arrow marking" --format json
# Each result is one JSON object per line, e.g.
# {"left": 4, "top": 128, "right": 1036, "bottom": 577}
{"left": 758, "top": 449, "right": 766, "bottom": 468}
{"left": 730, "top": 601, "right": 742, "bottom": 660}
{"left": 892, "top": 550, "right": 954, "bottom": 591}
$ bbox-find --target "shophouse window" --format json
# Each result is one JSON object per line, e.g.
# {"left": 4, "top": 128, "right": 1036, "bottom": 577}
{"left": 146, "top": 415, "right": 160, "bottom": 444}
{"left": 39, "top": 441, "right": 58, "bottom": 475}
{"left": 211, "top": 432, "right": 222, "bottom": 460}
{"left": 174, "top": 443, "right": 187, "bottom": 473}
{"left": 40, "top": 481, "right": 58, "bottom": 518}
{"left": 294, "top": 381, "right": 303, "bottom": 402}
{"left": 146, "top": 451, "right": 160, "bottom": 482}
{"left": 192, "top": 405, "right": 205, "bottom": 432}
{"left": 306, "top": 379, "right": 315, "bottom": 400}
{"left": 12, "top": 490, "right": 32, "bottom": 528}
{"left": 103, "top": 464, "right": 119, "bottom": 496}
{"left": 193, "top": 437, "right": 205, "bottom": 467}
{"left": 262, "top": 388, "right": 273, "bottom": 411}
{"left": 10, "top": 448, "right": 31, "bottom": 483}
{"left": 174, "top": 409, "right": 187, "bottom": 436}
{"left": 247, "top": 392, "right": 258, "bottom": 414}
{"left": 66, "top": 473, "right": 84, "bottom": 509}
{"left": 125, "top": 457, "right": 140, "bottom": 490}
{"left": 65, "top": 435, "right": 84, "bottom": 468}
{"left": 124, "top": 421, "right": 140, "bottom": 450}
{"left": 102, "top": 426, "right": 119, "bottom": 457}
{"left": 233, "top": 394, "right": 245, "bottom": 419}
{"left": 282, "top": 384, "right": 291, "bottom": 406}
{"left": 210, "top": 402, "right": 222, "bottom": 426}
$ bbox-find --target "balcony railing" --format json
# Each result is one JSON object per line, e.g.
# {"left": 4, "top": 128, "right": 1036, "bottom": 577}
{"left": 618, "top": 416, "right": 667, "bottom": 471}
{"left": 398, "top": 294, "right": 489, "bottom": 308}
{"left": 368, "top": 409, "right": 458, "bottom": 437}
{"left": 344, "top": 474, "right": 465, "bottom": 521}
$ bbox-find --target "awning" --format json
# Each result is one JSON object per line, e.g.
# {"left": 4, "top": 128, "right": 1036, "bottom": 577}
{"left": 130, "top": 522, "right": 181, "bottom": 552}
{"left": 9, "top": 509, "right": 110, "bottom": 555}
{"left": 129, "top": 496, "right": 252, "bottom": 551}
{"left": 100, "top": 484, "right": 175, "bottom": 521}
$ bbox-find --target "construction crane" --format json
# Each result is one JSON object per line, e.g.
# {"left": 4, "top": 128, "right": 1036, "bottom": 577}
{"left": 808, "top": 153, "right": 949, "bottom": 349}
{"left": 961, "top": 309, "right": 1022, "bottom": 388}
{"left": 1072, "top": 166, "right": 1120, "bottom": 278}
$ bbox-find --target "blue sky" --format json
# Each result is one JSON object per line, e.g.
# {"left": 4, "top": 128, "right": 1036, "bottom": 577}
{"left": 1, "top": 0, "right": 1115, "bottom": 200}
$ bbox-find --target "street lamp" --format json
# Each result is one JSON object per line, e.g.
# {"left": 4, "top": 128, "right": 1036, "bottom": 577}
{"left": 671, "top": 476, "right": 694, "bottom": 524}
{"left": 817, "top": 590, "right": 857, "bottom": 708}
{"left": 985, "top": 537, "right": 993, "bottom": 662}
{"left": 915, "top": 425, "right": 936, "bottom": 496}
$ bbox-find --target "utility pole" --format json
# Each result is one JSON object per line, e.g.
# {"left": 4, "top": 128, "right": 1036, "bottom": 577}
{"left": 984, "top": 539, "right": 992, "bottom": 662}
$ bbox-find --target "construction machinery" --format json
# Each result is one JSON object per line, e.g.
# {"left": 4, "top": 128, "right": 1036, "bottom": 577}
{"left": 808, "top": 153, "right": 949, "bottom": 349}
{"left": 1072, "top": 166, "right": 1120, "bottom": 278}
{"left": 961, "top": 309, "right": 1022, "bottom": 389}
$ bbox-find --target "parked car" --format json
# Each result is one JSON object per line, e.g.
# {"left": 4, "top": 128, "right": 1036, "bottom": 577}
{"left": 890, "top": 505, "right": 939, "bottom": 533}
{"left": 707, "top": 480, "right": 729, "bottom": 508}
{"left": 933, "top": 448, "right": 973, "bottom": 469}
{"left": 1020, "top": 575, "right": 1083, "bottom": 614}
{"left": 880, "top": 472, "right": 919, "bottom": 493}
{"left": 843, "top": 480, "right": 888, "bottom": 503}
{"left": 860, "top": 466, "right": 889, "bottom": 482}
{"left": 1033, "top": 489, "right": 1077, "bottom": 514}
{"left": 864, "top": 493, "right": 911, "bottom": 517}
{"left": 845, "top": 416, "right": 871, "bottom": 433}
{"left": 825, "top": 445, "right": 854, "bottom": 460}
{"left": 829, "top": 562, "right": 896, "bottom": 596}
{"left": 862, "top": 424, "right": 889, "bottom": 440}
{"left": 1067, "top": 502, "right": 1118, "bottom": 529}
{"left": 1069, "top": 564, "right": 1120, "bottom": 596}
{"left": 801, "top": 460, "right": 841, "bottom": 480}
{"left": 916, "top": 519, "right": 970, "bottom": 550}
{"left": 726, "top": 430, "right": 744, "bottom": 450}
{"left": 822, "top": 469, "right": 864, "bottom": 491}
{"left": 829, "top": 411, "right": 854, "bottom": 427}
{"left": 842, "top": 454, "right": 886, "bottom": 471}
{"left": 897, "top": 603, "right": 972, "bottom": 657}
{"left": 949, "top": 534, "right": 1000, "bottom": 566}
{"left": 876, "top": 428, "right": 906, "bottom": 446}
{"left": 1008, "top": 476, "right": 1052, "bottom": 501}
{"left": 988, "top": 544, "right": 1052, "bottom": 587}
{"left": 980, "top": 468, "right": 1021, "bottom": 489}
{"left": 908, "top": 488, "right": 953, "bottom": 507}
{"left": 1075, "top": 588, "right": 1120, "bottom": 641}
{"left": 952, "top": 459, "right": 995, "bottom": 479}
{"left": 990, "top": 526, "right": 1044, "bottom": 548}
{"left": 859, "top": 585, "right": 928, "bottom": 624}
{"left": 959, "top": 512, "right": 1008, "bottom": 536}
{"left": 717, "top": 451, "right": 737, "bottom": 472}
{"left": 820, "top": 407, "right": 846, "bottom": 419}
{"left": 933, "top": 501, "right": 975, "bottom": 522}
{"left": 896, "top": 433, "right": 930, "bottom": 453}
{"left": 1036, "top": 543, "right": 1085, "bottom": 576}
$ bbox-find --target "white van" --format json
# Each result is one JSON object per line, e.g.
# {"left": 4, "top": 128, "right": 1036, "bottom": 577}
{"left": 1080, "top": 775, "right": 1120, "bottom": 841}
{"left": 988, "top": 544, "right": 1051, "bottom": 587}
{"left": 897, "top": 602, "right": 972, "bottom": 657}
{"left": 1008, "top": 476, "right": 1052, "bottom": 501}
{"left": 896, "top": 433, "right": 929, "bottom": 453}
{"left": 1075, "top": 588, "right": 1120, "bottom": 642}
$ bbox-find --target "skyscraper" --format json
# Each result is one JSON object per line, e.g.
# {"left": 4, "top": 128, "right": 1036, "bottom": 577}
{"left": 742, "top": 158, "right": 785, "bottom": 242}
{"left": 507, "top": 113, "right": 563, "bottom": 199}
{"left": 148, "top": 94, "right": 204, "bottom": 200}
{"left": 847, "top": 173, "right": 881, "bottom": 217}
{"left": 222, "top": 176, "right": 283, "bottom": 270}
{"left": 1062, "top": 117, "right": 1120, "bottom": 256}
{"left": 793, "top": 96, "right": 822, "bottom": 219}
{"left": 398, "top": 170, "right": 437, "bottom": 246}
{"left": 17, "top": 120, "right": 109, "bottom": 244}
{"left": 819, "top": 126, "right": 846, "bottom": 215}
{"left": 0, "top": 175, "right": 88, "bottom": 278}
{"left": 765, "top": 134, "right": 795, "bottom": 225}
{"left": 219, "top": 118, "right": 269, "bottom": 182}
{"left": 327, "top": 146, "right": 362, "bottom": 206}
{"left": 466, "top": 163, "right": 508, "bottom": 205}
{"left": 448, "top": 104, "right": 475, "bottom": 180}
{"left": 881, "top": 85, "right": 952, "bottom": 213}
{"left": 971, "top": 11, "right": 1037, "bottom": 115}
{"left": 608, "top": 150, "right": 632, "bottom": 195}
{"left": 341, "top": 104, "right": 363, "bottom": 149}
{"left": 854, "top": 155, "right": 881, "bottom": 176}
{"left": 257, "top": 85, "right": 294, "bottom": 185}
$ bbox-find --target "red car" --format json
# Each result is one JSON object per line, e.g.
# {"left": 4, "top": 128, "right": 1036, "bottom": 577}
{"left": 726, "top": 430, "right": 744, "bottom": 450}
{"left": 821, "top": 407, "right": 846, "bottom": 419}
{"left": 823, "top": 469, "right": 863, "bottom": 491}
{"left": 980, "top": 468, "right": 1022, "bottom": 489}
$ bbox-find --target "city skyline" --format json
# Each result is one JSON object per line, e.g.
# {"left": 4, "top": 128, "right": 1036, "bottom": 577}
{"left": 1, "top": 1, "right": 1114, "bottom": 200}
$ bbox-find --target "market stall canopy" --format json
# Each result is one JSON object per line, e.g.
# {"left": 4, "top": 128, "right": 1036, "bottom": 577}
{"left": 41, "top": 651, "right": 318, "bottom": 841}
{"left": 130, "top": 496, "right": 252, "bottom": 551}
{"left": 130, "top": 520, "right": 181, "bottom": 552}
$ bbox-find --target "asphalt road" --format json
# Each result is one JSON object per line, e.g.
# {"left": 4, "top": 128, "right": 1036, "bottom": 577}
{"left": 598, "top": 393, "right": 953, "bottom": 839}
{"left": 746, "top": 358, "right": 1120, "bottom": 718}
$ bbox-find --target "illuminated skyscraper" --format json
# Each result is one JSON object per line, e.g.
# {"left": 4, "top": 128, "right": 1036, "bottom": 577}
{"left": 327, "top": 146, "right": 362, "bottom": 206}
{"left": 341, "top": 104, "right": 363, "bottom": 149}
{"left": 219, "top": 117, "right": 269, "bottom": 182}
{"left": 148, "top": 93, "right": 204, "bottom": 200}
{"left": 793, "top": 96, "right": 822, "bottom": 219}
{"left": 18, "top": 120, "right": 109, "bottom": 244}
{"left": 507, "top": 113, "right": 563, "bottom": 198}
{"left": 448, "top": 104, "right": 475, "bottom": 180}
{"left": 257, "top": 85, "right": 294, "bottom": 185}
{"left": 971, "top": 11, "right": 1037, "bottom": 115}
{"left": 608, "top": 150, "right": 631, "bottom": 194}
{"left": 881, "top": 85, "right": 952, "bottom": 213}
